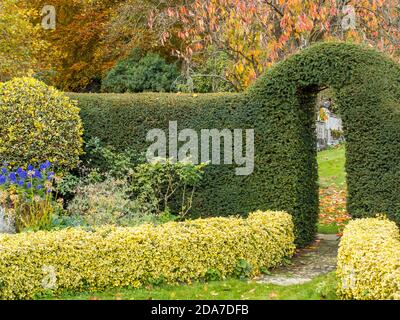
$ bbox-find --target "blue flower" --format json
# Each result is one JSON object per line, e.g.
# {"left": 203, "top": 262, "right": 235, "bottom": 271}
{"left": 33, "top": 170, "right": 43, "bottom": 179}
{"left": 0, "top": 175, "right": 6, "bottom": 185}
{"left": 17, "top": 180, "right": 24, "bottom": 187}
{"left": 17, "top": 168, "right": 27, "bottom": 179}
{"left": 47, "top": 172, "right": 54, "bottom": 181}
{"left": 36, "top": 185, "right": 43, "bottom": 190}
{"left": 27, "top": 164, "right": 34, "bottom": 171}
{"left": 27, "top": 182, "right": 32, "bottom": 189}
{"left": 8, "top": 172, "right": 17, "bottom": 183}
{"left": 40, "top": 160, "right": 52, "bottom": 171}
{"left": 1, "top": 168, "right": 7, "bottom": 174}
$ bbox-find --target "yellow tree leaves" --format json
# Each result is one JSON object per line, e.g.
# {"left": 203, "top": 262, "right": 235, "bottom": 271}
{"left": 0, "top": 0, "right": 49, "bottom": 82}
{"left": 26, "top": 0, "right": 122, "bottom": 91}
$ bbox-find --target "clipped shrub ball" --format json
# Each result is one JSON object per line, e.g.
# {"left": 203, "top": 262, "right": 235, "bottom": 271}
{"left": 101, "top": 49, "right": 180, "bottom": 93}
{"left": 0, "top": 77, "right": 83, "bottom": 170}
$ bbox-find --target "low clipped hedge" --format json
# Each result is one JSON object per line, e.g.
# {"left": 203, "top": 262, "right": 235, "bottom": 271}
{"left": 337, "top": 218, "right": 400, "bottom": 300}
{"left": 0, "top": 211, "right": 295, "bottom": 300}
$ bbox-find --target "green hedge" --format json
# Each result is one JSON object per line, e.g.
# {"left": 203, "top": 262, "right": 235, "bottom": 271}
{"left": 69, "top": 42, "right": 400, "bottom": 246}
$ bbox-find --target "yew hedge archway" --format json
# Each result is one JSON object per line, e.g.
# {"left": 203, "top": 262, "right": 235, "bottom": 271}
{"left": 245, "top": 42, "right": 400, "bottom": 245}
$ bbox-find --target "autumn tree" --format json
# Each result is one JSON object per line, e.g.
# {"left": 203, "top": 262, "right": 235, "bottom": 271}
{"left": 0, "top": 0, "right": 49, "bottom": 82}
{"left": 96, "top": 0, "right": 186, "bottom": 78}
{"left": 26, "top": 0, "right": 124, "bottom": 91}
{"left": 150, "top": 0, "right": 400, "bottom": 91}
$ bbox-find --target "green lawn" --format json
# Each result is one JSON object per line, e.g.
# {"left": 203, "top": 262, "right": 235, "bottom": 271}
{"left": 318, "top": 223, "right": 340, "bottom": 234}
{"left": 317, "top": 144, "right": 347, "bottom": 234}
{"left": 47, "top": 272, "right": 337, "bottom": 300}
{"left": 317, "top": 145, "right": 346, "bottom": 188}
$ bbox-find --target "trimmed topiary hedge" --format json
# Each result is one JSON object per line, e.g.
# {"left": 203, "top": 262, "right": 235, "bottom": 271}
{"left": 337, "top": 217, "right": 400, "bottom": 300}
{"left": 0, "top": 211, "right": 295, "bottom": 300}
{"left": 69, "top": 42, "right": 400, "bottom": 246}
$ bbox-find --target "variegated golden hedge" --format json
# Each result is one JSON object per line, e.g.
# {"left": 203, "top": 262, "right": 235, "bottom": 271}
{"left": 337, "top": 218, "right": 400, "bottom": 300}
{"left": 0, "top": 77, "right": 83, "bottom": 170}
{"left": 0, "top": 210, "right": 295, "bottom": 299}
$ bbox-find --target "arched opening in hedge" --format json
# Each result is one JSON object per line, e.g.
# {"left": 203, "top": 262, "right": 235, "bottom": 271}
{"left": 75, "top": 42, "right": 400, "bottom": 246}
{"left": 246, "top": 42, "right": 400, "bottom": 245}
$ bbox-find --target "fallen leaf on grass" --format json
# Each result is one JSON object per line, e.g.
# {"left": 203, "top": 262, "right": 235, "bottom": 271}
{"left": 268, "top": 292, "right": 279, "bottom": 300}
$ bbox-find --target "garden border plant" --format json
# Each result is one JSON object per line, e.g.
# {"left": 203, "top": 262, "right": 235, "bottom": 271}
{"left": 337, "top": 217, "right": 400, "bottom": 300}
{"left": 0, "top": 210, "right": 295, "bottom": 300}
{"left": 71, "top": 42, "right": 400, "bottom": 246}
{"left": 0, "top": 77, "right": 83, "bottom": 170}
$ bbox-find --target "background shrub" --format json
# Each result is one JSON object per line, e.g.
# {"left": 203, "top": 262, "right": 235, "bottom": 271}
{"left": 337, "top": 217, "right": 400, "bottom": 300}
{"left": 130, "top": 158, "right": 208, "bottom": 217}
{"left": 0, "top": 77, "right": 83, "bottom": 170}
{"left": 101, "top": 49, "right": 180, "bottom": 93}
{"left": 0, "top": 210, "right": 295, "bottom": 299}
{"left": 65, "top": 177, "right": 143, "bottom": 227}
{"left": 70, "top": 43, "right": 400, "bottom": 246}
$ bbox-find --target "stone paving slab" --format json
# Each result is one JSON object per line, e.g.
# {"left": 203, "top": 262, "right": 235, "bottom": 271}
{"left": 255, "top": 234, "right": 340, "bottom": 286}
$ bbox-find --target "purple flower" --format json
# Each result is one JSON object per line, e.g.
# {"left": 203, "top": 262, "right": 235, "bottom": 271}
{"left": 27, "top": 182, "right": 32, "bottom": 189}
{"left": 36, "top": 185, "right": 43, "bottom": 190}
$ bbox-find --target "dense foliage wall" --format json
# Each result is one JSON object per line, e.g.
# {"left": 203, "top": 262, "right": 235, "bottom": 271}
{"left": 70, "top": 42, "right": 400, "bottom": 246}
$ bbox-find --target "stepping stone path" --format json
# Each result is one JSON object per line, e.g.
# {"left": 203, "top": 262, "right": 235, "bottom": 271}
{"left": 255, "top": 234, "right": 340, "bottom": 286}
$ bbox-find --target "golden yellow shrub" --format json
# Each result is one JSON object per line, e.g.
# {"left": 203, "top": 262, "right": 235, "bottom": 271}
{"left": 337, "top": 217, "right": 400, "bottom": 300}
{"left": 0, "top": 77, "right": 83, "bottom": 169}
{"left": 0, "top": 210, "right": 295, "bottom": 299}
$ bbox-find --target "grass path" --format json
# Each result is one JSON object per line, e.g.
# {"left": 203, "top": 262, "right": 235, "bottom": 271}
{"left": 317, "top": 145, "right": 346, "bottom": 188}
